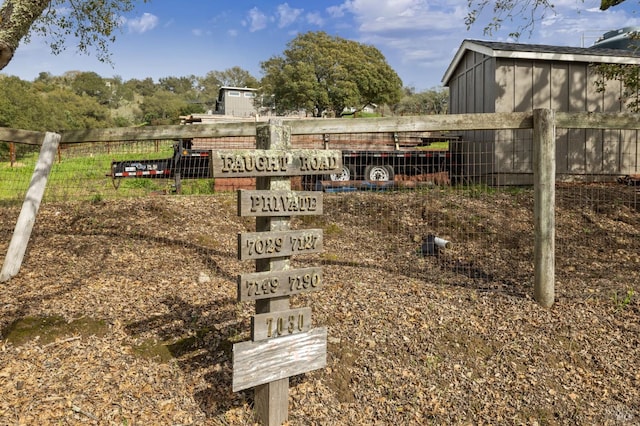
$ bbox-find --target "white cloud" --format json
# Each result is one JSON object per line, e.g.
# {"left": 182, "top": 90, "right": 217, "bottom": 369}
{"left": 125, "top": 13, "right": 159, "bottom": 34}
{"left": 245, "top": 7, "right": 269, "bottom": 32}
{"left": 277, "top": 3, "right": 303, "bottom": 28}
{"left": 306, "top": 12, "right": 325, "bottom": 27}
{"left": 327, "top": 3, "right": 349, "bottom": 18}
{"left": 192, "top": 29, "right": 212, "bottom": 37}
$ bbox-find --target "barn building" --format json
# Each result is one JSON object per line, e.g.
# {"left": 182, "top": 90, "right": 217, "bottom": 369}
{"left": 442, "top": 39, "right": 640, "bottom": 185}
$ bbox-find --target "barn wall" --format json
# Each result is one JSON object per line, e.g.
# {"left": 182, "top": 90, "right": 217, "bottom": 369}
{"left": 448, "top": 50, "right": 497, "bottom": 184}
{"left": 450, "top": 52, "right": 640, "bottom": 184}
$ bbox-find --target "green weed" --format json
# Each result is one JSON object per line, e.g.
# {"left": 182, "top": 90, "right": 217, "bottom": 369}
{"left": 612, "top": 288, "right": 635, "bottom": 311}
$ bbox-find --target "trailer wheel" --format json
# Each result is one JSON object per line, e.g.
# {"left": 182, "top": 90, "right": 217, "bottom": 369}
{"left": 328, "top": 164, "right": 354, "bottom": 181}
{"left": 384, "top": 165, "right": 395, "bottom": 180}
{"left": 365, "top": 165, "right": 394, "bottom": 181}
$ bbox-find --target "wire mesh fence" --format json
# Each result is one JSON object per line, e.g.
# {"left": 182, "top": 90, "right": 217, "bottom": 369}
{"left": 1, "top": 123, "right": 638, "bottom": 301}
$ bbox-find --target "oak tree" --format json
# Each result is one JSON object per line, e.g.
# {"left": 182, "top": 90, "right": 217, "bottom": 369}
{"left": 260, "top": 31, "right": 402, "bottom": 117}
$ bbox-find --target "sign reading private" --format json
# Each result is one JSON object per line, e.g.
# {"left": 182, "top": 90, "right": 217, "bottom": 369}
{"left": 238, "top": 229, "right": 323, "bottom": 260}
{"left": 238, "top": 190, "right": 323, "bottom": 217}
{"left": 211, "top": 149, "right": 342, "bottom": 177}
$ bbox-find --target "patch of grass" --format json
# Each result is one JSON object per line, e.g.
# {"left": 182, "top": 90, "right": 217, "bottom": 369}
{"left": 3, "top": 316, "right": 108, "bottom": 346}
{"left": 417, "top": 141, "right": 449, "bottom": 150}
{"left": 131, "top": 338, "right": 175, "bottom": 363}
{"left": 0, "top": 142, "right": 179, "bottom": 202}
{"left": 179, "top": 179, "right": 215, "bottom": 195}
{"left": 464, "top": 184, "right": 496, "bottom": 198}
{"left": 322, "top": 252, "right": 340, "bottom": 262}
{"left": 612, "top": 288, "right": 635, "bottom": 312}
{"left": 131, "top": 327, "right": 213, "bottom": 363}
{"left": 324, "top": 222, "right": 343, "bottom": 235}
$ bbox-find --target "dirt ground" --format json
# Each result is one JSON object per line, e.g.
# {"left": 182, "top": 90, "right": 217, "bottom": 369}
{"left": 0, "top": 183, "right": 639, "bottom": 425}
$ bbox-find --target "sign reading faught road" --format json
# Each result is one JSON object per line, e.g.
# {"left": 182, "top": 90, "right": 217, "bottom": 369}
{"left": 211, "top": 149, "right": 342, "bottom": 177}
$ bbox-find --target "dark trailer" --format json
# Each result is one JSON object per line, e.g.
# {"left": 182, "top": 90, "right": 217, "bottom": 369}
{"left": 109, "top": 139, "right": 210, "bottom": 191}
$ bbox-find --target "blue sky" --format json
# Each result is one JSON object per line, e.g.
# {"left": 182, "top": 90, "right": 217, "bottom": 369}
{"left": 2, "top": 0, "right": 640, "bottom": 90}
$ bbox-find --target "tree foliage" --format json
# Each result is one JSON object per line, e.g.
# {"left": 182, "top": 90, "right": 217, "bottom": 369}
{"left": 139, "top": 89, "right": 200, "bottom": 125}
{"left": 0, "top": 0, "right": 148, "bottom": 71}
{"left": 466, "top": 0, "right": 627, "bottom": 38}
{"left": 395, "top": 87, "right": 448, "bottom": 116}
{"left": 210, "top": 66, "right": 259, "bottom": 88}
{"left": 260, "top": 31, "right": 403, "bottom": 117}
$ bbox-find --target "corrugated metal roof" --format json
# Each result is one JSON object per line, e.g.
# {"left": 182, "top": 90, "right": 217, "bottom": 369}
{"left": 442, "top": 39, "right": 640, "bottom": 86}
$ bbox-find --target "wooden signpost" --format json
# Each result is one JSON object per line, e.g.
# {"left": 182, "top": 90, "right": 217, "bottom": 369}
{"left": 211, "top": 119, "right": 341, "bottom": 426}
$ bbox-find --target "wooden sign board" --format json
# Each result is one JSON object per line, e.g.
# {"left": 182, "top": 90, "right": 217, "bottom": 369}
{"left": 251, "top": 307, "right": 312, "bottom": 341}
{"left": 211, "top": 149, "right": 342, "bottom": 177}
{"left": 238, "top": 190, "right": 323, "bottom": 217}
{"left": 232, "top": 327, "right": 327, "bottom": 392}
{"left": 238, "top": 229, "right": 323, "bottom": 260}
{"left": 238, "top": 267, "right": 323, "bottom": 302}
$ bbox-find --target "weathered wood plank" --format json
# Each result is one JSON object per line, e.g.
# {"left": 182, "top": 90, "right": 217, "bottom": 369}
{"left": 1, "top": 132, "right": 61, "bottom": 282}
{"left": 232, "top": 327, "right": 327, "bottom": 392}
{"left": 237, "top": 267, "right": 323, "bottom": 302}
{"left": 238, "top": 229, "right": 323, "bottom": 260}
{"left": 285, "top": 112, "right": 535, "bottom": 134}
{"left": 555, "top": 111, "right": 640, "bottom": 130}
{"left": 59, "top": 121, "right": 258, "bottom": 143}
{"left": 0, "top": 127, "right": 48, "bottom": 145}
{"left": 57, "top": 113, "right": 540, "bottom": 145}
{"left": 211, "top": 149, "right": 342, "bottom": 177}
{"left": 238, "top": 190, "right": 323, "bottom": 217}
{"left": 251, "top": 307, "right": 312, "bottom": 341}
{"left": 252, "top": 119, "right": 292, "bottom": 425}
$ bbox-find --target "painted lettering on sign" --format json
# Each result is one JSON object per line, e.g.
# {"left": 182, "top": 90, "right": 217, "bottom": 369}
{"left": 238, "top": 190, "right": 323, "bottom": 217}
{"left": 238, "top": 229, "right": 323, "bottom": 260}
{"left": 238, "top": 267, "right": 323, "bottom": 301}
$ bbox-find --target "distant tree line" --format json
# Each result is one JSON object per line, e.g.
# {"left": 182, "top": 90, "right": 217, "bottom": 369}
{"left": 1, "top": 31, "right": 447, "bottom": 163}
{"left": 1, "top": 34, "right": 448, "bottom": 133}
{"left": 0, "top": 66, "right": 446, "bottom": 159}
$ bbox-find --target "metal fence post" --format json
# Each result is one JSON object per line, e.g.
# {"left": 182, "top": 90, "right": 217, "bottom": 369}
{"left": 532, "top": 108, "right": 555, "bottom": 308}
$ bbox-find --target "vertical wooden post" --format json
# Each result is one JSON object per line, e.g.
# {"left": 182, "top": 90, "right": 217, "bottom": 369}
{"left": 254, "top": 119, "right": 291, "bottom": 425}
{"left": 1, "top": 132, "right": 61, "bottom": 283}
{"left": 532, "top": 109, "right": 555, "bottom": 308}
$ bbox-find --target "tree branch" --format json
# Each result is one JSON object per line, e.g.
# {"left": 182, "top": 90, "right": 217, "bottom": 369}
{"left": 0, "top": 0, "right": 51, "bottom": 70}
